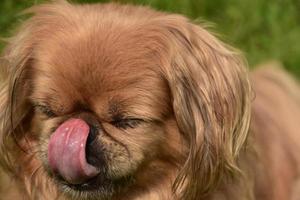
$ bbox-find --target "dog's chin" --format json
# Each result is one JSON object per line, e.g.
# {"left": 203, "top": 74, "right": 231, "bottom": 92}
{"left": 44, "top": 147, "right": 135, "bottom": 200}
{"left": 50, "top": 169, "right": 134, "bottom": 200}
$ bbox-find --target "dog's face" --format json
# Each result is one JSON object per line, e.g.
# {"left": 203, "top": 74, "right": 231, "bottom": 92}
{"left": 0, "top": 2, "right": 251, "bottom": 200}
{"left": 30, "top": 21, "right": 177, "bottom": 198}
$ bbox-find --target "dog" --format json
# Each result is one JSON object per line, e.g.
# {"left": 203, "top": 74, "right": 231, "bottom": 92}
{"left": 0, "top": 1, "right": 300, "bottom": 200}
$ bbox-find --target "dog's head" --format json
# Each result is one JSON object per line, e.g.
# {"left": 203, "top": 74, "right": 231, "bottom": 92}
{"left": 0, "top": 2, "right": 251, "bottom": 199}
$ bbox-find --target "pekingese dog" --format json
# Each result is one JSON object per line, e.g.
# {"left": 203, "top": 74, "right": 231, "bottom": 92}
{"left": 0, "top": 1, "right": 300, "bottom": 200}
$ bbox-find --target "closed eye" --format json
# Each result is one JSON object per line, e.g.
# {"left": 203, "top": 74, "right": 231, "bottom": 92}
{"left": 111, "top": 118, "right": 144, "bottom": 129}
{"left": 34, "top": 104, "right": 56, "bottom": 118}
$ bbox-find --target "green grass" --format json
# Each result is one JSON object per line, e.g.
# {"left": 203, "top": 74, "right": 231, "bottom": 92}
{"left": 1, "top": 0, "right": 300, "bottom": 77}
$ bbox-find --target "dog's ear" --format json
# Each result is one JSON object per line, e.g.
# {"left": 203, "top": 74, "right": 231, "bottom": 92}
{"left": 0, "top": 14, "right": 37, "bottom": 172}
{"left": 158, "top": 16, "right": 252, "bottom": 198}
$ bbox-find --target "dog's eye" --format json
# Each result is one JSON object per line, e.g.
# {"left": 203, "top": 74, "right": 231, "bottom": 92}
{"left": 111, "top": 118, "right": 144, "bottom": 129}
{"left": 34, "top": 104, "right": 56, "bottom": 118}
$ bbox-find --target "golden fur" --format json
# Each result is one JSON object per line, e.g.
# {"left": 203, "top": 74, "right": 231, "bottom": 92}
{"left": 0, "top": 1, "right": 299, "bottom": 200}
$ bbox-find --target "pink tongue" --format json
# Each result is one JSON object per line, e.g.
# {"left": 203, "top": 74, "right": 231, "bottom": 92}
{"left": 48, "top": 118, "right": 99, "bottom": 184}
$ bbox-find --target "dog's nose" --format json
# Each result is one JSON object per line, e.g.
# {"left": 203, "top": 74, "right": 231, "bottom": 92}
{"left": 48, "top": 118, "right": 100, "bottom": 184}
{"left": 86, "top": 124, "right": 105, "bottom": 167}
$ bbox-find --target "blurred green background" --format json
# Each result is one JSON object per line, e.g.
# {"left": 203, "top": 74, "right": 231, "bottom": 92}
{"left": 0, "top": 0, "right": 300, "bottom": 77}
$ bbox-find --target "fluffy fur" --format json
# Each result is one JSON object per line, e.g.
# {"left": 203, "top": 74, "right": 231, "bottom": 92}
{"left": 0, "top": 1, "right": 299, "bottom": 200}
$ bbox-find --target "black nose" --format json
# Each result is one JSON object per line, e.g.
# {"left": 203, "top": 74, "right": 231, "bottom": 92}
{"left": 86, "top": 124, "right": 105, "bottom": 167}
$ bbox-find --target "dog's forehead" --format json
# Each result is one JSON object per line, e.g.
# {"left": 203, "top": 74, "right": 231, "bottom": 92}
{"left": 34, "top": 22, "right": 165, "bottom": 91}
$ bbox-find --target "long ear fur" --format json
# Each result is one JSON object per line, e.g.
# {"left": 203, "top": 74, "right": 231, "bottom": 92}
{"left": 157, "top": 16, "right": 252, "bottom": 199}
{"left": 0, "top": 13, "right": 37, "bottom": 173}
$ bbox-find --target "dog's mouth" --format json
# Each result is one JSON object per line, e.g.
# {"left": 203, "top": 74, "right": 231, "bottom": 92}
{"left": 46, "top": 118, "right": 133, "bottom": 197}
{"left": 47, "top": 118, "right": 116, "bottom": 194}
{"left": 48, "top": 118, "right": 100, "bottom": 185}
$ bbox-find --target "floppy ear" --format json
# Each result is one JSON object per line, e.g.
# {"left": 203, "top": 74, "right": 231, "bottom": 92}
{"left": 158, "top": 16, "right": 252, "bottom": 198}
{"left": 0, "top": 17, "right": 36, "bottom": 172}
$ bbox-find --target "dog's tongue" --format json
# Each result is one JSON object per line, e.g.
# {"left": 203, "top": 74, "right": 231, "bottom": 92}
{"left": 48, "top": 118, "right": 99, "bottom": 184}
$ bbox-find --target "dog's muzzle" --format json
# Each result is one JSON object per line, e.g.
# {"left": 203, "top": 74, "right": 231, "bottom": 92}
{"left": 48, "top": 118, "right": 100, "bottom": 184}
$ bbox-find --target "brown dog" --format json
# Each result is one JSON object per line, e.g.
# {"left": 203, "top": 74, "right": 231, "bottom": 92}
{"left": 0, "top": 1, "right": 299, "bottom": 200}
